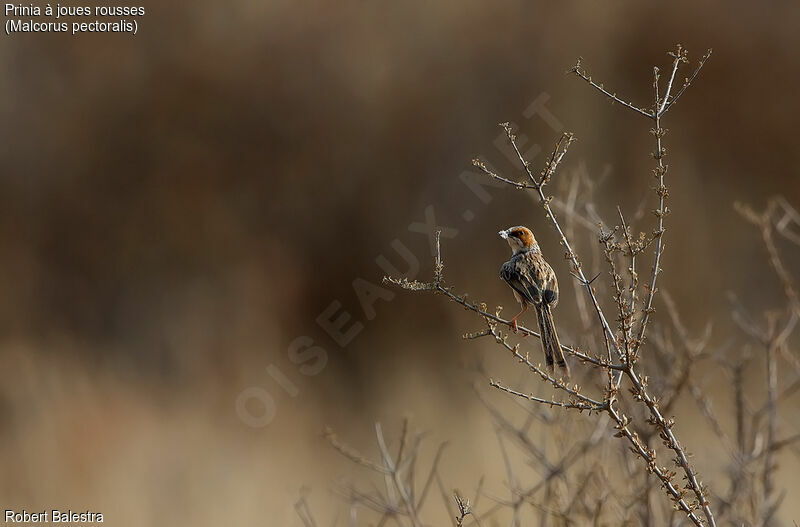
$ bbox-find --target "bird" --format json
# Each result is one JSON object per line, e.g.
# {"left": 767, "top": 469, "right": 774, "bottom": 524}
{"left": 499, "top": 226, "right": 570, "bottom": 377}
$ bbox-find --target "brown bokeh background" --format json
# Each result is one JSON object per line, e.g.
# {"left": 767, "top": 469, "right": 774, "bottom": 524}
{"left": 1, "top": 1, "right": 799, "bottom": 525}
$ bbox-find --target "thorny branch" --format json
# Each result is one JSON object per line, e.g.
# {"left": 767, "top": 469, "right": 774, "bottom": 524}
{"left": 312, "top": 45, "right": 798, "bottom": 527}
{"left": 386, "top": 46, "right": 717, "bottom": 527}
{"left": 324, "top": 420, "right": 449, "bottom": 526}
{"left": 473, "top": 131, "right": 623, "bottom": 362}
{"left": 730, "top": 197, "right": 800, "bottom": 524}
{"left": 383, "top": 271, "right": 621, "bottom": 372}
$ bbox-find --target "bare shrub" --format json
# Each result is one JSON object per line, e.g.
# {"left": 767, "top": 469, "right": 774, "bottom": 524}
{"left": 304, "top": 46, "right": 800, "bottom": 527}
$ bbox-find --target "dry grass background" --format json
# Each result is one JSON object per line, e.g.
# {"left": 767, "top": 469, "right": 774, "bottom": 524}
{"left": 1, "top": 1, "right": 800, "bottom": 525}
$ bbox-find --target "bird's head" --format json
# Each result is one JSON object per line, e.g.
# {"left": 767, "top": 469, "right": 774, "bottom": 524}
{"left": 499, "top": 226, "right": 538, "bottom": 254}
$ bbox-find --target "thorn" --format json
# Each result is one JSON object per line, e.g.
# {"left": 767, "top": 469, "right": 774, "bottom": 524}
{"left": 571, "top": 271, "right": 602, "bottom": 286}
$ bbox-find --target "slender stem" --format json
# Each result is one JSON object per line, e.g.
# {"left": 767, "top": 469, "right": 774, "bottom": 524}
{"left": 660, "top": 49, "right": 713, "bottom": 116}
{"left": 632, "top": 66, "right": 669, "bottom": 359}
{"left": 618, "top": 207, "right": 638, "bottom": 350}
{"left": 628, "top": 369, "right": 714, "bottom": 521}
{"left": 763, "top": 339, "right": 778, "bottom": 509}
{"left": 658, "top": 49, "right": 683, "bottom": 115}
{"left": 606, "top": 401, "right": 706, "bottom": 527}
{"left": 570, "top": 59, "right": 654, "bottom": 119}
{"left": 375, "top": 423, "right": 423, "bottom": 527}
{"left": 489, "top": 381, "right": 606, "bottom": 411}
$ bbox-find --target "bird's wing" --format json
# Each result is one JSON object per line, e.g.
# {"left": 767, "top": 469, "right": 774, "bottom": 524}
{"left": 539, "top": 260, "right": 558, "bottom": 307}
{"left": 500, "top": 256, "right": 542, "bottom": 304}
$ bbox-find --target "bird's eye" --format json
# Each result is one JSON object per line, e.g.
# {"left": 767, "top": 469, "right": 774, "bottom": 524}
{"left": 509, "top": 231, "right": 519, "bottom": 238}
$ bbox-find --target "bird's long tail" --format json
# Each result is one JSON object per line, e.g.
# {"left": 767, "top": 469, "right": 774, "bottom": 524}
{"left": 535, "top": 304, "right": 570, "bottom": 378}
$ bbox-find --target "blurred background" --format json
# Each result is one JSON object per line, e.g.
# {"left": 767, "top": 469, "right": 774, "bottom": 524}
{"left": 1, "top": 1, "right": 799, "bottom": 525}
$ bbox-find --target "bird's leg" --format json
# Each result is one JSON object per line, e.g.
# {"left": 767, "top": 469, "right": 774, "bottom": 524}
{"left": 508, "top": 304, "right": 528, "bottom": 333}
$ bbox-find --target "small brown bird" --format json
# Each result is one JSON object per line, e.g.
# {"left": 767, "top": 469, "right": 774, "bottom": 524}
{"left": 499, "top": 226, "right": 570, "bottom": 377}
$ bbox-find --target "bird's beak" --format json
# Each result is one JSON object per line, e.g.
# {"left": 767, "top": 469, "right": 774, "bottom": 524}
{"left": 499, "top": 230, "right": 509, "bottom": 239}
